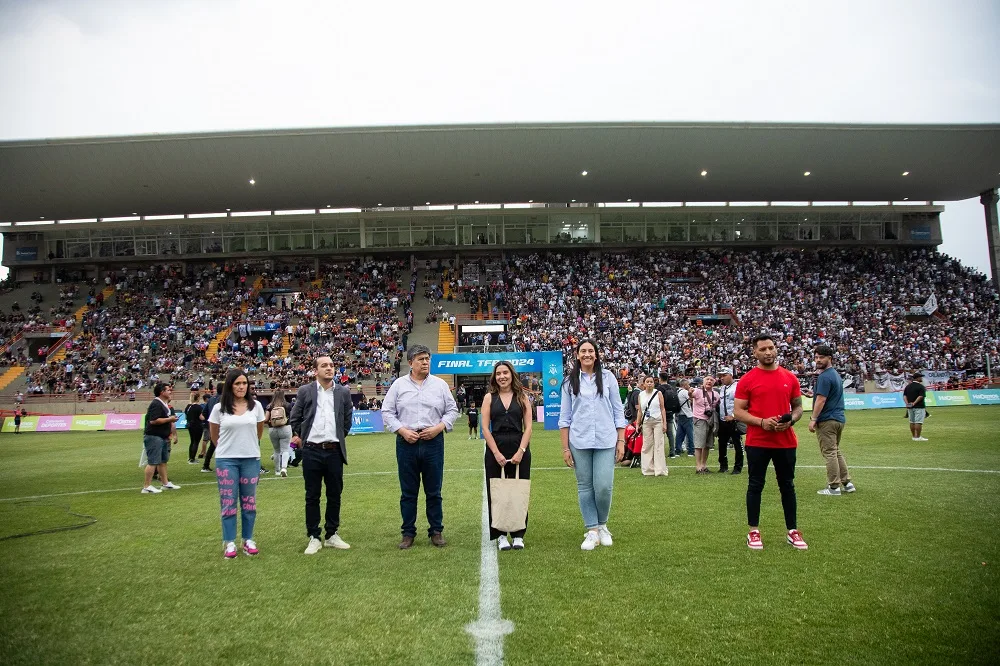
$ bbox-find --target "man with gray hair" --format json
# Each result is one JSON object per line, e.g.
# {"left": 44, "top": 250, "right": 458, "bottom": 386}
{"left": 382, "top": 344, "right": 459, "bottom": 549}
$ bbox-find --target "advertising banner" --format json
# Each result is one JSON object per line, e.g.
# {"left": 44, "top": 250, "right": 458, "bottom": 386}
{"left": 71, "top": 415, "right": 106, "bottom": 431}
{"left": 927, "top": 390, "right": 970, "bottom": 407}
{"left": 104, "top": 413, "right": 144, "bottom": 430}
{"left": 15, "top": 247, "right": 38, "bottom": 261}
{"left": 867, "top": 393, "right": 906, "bottom": 409}
{"left": 843, "top": 394, "right": 868, "bottom": 410}
{"left": 175, "top": 413, "right": 188, "bottom": 429}
{"left": 350, "top": 410, "right": 384, "bottom": 434}
{"left": 36, "top": 415, "right": 73, "bottom": 432}
{"left": 1, "top": 416, "right": 38, "bottom": 432}
{"left": 968, "top": 389, "right": 1000, "bottom": 405}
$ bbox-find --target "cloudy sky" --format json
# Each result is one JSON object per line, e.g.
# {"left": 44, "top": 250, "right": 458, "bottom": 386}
{"left": 1, "top": 0, "right": 997, "bottom": 273}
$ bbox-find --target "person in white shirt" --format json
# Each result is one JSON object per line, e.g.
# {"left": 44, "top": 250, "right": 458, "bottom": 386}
{"left": 208, "top": 369, "right": 266, "bottom": 559}
{"left": 673, "top": 379, "right": 695, "bottom": 457}
{"left": 636, "top": 375, "right": 668, "bottom": 476}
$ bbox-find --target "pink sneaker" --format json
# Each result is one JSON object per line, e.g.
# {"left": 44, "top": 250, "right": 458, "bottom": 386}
{"left": 224, "top": 541, "right": 238, "bottom": 559}
{"left": 786, "top": 530, "right": 808, "bottom": 550}
{"left": 243, "top": 539, "right": 259, "bottom": 556}
{"left": 747, "top": 530, "right": 763, "bottom": 550}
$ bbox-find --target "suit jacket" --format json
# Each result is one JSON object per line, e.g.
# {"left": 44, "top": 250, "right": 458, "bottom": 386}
{"left": 289, "top": 381, "right": 353, "bottom": 464}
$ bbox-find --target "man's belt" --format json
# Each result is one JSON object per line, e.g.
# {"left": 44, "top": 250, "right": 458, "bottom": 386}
{"left": 305, "top": 441, "right": 338, "bottom": 450}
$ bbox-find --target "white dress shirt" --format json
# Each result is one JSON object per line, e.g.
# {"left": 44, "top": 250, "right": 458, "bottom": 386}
{"left": 307, "top": 381, "right": 339, "bottom": 443}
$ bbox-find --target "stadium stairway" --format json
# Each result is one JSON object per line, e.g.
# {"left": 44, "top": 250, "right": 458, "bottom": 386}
{"left": 280, "top": 333, "right": 292, "bottom": 358}
{"left": 206, "top": 327, "right": 232, "bottom": 362}
{"left": 437, "top": 321, "right": 455, "bottom": 353}
{"left": 0, "top": 366, "right": 27, "bottom": 392}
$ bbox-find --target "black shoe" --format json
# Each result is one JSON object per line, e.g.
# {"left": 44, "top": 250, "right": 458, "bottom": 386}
{"left": 718, "top": 467, "right": 729, "bottom": 474}
{"left": 730, "top": 468, "right": 742, "bottom": 475}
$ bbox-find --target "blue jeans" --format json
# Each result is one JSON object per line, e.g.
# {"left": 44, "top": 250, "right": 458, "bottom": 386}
{"left": 215, "top": 458, "right": 260, "bottom": 543}
{"left": 396, "top": 433, "right": 444, "bottom": 537}
{"left": 674, "top": 415, "right": 695, "bottom": 455}
{"left": 570, "top": 446, "right": 615, "bottom": 529}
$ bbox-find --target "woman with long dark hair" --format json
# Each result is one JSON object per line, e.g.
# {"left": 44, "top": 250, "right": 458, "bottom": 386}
{"left": 266, "top": 389, "right": 292, "bottom": 478}
{"left": 185, "top": 391, "right": 203, "bottom": 464}
{"left": 481, "top": 361, "right": 533, "bottom": 551}
{"left": 207, "top": 369, "right": 266, "bottom": 559}
{"left": 558, "top": 339, "right": 628, "bottom": 551}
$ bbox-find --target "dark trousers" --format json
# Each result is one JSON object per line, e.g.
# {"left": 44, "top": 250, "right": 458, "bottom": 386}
{"left": 746, "top": 446, "right": 797, "bottom": 530}
{"left": 484, "top": 431, "right": 530, "bottom": 540}
{"left": 202, "top": 442, "right": 216, "bottom": 470}
{"left": 187, "top": 426, "right": 203, "bottom": 461}
{"left": 717, "top": 421, "right": 744, "bottom": 471}
{"left": 302, "top": 445, "right": 345, "bottom": 539}
{"left": 663, "top": 413, "right": 675, "bottom": 455}
{"left": 396, "top": 432, "right": 444, "bottom": 537}
{"left": 674, "top": 414, "right": 695, "bottom": 455}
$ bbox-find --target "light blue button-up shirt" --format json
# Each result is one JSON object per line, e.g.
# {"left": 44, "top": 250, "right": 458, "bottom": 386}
{"left": 558, "top": 369, "right": 628, "bottom": 449}
{"left": 381, "top": 373, "right": 459, "bottom": 433}
{"left": 717, "top": 380, "right": 739, "bottom": 418}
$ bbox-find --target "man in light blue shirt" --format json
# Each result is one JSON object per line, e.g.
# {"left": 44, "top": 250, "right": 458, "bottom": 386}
{"left": 382, "top": 344, "right": 459, "bottom": 549}
{"left": 808, "top": 345, "right": 854, "bottom": 496}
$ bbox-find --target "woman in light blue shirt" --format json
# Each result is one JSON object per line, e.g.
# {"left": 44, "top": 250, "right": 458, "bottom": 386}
{"left": 559, "top": 339, "right": 628, "bottom": 551}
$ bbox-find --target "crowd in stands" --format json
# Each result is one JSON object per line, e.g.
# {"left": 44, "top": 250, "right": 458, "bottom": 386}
{"left": 448, "top": 248, "right": 999, "bottom": 382}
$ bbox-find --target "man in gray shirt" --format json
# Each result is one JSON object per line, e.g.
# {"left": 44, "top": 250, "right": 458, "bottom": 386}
{"left": 382, "top": 344, "right": 459, "bottom": 549}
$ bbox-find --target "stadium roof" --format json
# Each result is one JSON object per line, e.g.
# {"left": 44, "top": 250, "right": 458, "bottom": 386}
{"left": 1, "top": 122, "right": 998, "bottom": 222}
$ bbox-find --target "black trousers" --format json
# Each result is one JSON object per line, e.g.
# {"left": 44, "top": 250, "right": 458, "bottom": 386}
{"left": 484, "top": 431, "right": 530, "bottom": 540}
{"left": 717, "top": 421, "right": 744, "bottom": 470}
{"left": 187, "top": 426, "right": 203, "bottom": 461}
{"left": 303, "top": 445, "right": 345, "bottom": 539}
{"left": 745, "top": 446, "right": 797, "bottom": 530}
{"left": 202, "top": 442, "right": 216, "bottom": 470}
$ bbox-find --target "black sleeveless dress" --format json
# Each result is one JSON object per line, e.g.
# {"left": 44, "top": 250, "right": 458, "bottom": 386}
{"left": 485, "top": 393, "right": 531, "bottom": 539}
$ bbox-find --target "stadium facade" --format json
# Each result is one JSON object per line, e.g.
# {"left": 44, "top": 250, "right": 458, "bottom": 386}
{"left": 0, "top": 122, "right": 997, "bottom": 283}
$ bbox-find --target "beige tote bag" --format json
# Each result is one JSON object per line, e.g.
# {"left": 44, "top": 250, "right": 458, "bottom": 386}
{"left": 489, "top": 464, "right": 531, "bottom": 533}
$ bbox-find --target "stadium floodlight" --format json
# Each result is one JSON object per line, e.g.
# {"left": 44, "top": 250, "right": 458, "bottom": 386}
{"left": 581, "top": 170, "right": 588, "bottom": 176}
{"left": 248, "top": 178, "right": 256, "bottom": 185}
{"left": 700, "top": 170, "right": 708, "bottom": 176}
{"left": 803, "top": 171, "right": 811, "bottom": 176}
{"left": 902, "top": 171, "right": 910, "bottom": 176}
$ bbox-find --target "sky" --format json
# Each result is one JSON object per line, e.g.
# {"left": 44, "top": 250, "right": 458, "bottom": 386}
{"left": 0, "top": 0, "right": 997, "bottom": 276}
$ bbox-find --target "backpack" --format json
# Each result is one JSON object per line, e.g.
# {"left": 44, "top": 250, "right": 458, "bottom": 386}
{"left": 659, "top": 384, "right": 681, "bottom": 413}
{"left": 269, "top": 405, "right": 288, "bottom": 427}
{"left": 623, "top": 389, "right": 639, "bottom": 421}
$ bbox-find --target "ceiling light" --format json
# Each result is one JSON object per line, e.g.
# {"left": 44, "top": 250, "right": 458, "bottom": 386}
{"left": 581, "top": 170, "right": 588, "bottom": 176}
{"left": 902, "top": 171, "right": 910, "bottom": 176}
{"left": 474, "top": 200, "right": 479, "bottom": 204}
{"left": 425, "top": 201, "right": 430, "bottom": 205}
{"left": 700, "top": 170, "right": 708, "bottom": 176}
{"left": 903, "top": 197, "right": 909, "bottom": 201}
{"left": 226, "top": 208, "right": 231, "bottom": 211}
{"left": 528, "top": 200, "right": 533, "bottom": 203}
{"left": 571, "top": 199, "right": 576, "bottom": 202}
{"left": 326, "top": 204, "right": 331, "bottom": 208}
{"left": 248, "top": 178, "right": 255, "bottom": 185}
{"left": 377, "top": 203, "right": 382, "bottom": 206}
{"left": 626, "top": 198, "right": 632, "bottom": 202}
{"left": 803, "top": 171, "right": 811, "bottom": 176}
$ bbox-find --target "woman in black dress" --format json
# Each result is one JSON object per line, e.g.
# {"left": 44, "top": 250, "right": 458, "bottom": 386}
{"left": 184, "top": 391, "right": 204, "bottom": 464}
{"left": 482, "top": 360, "right": 533, "bottom": 551}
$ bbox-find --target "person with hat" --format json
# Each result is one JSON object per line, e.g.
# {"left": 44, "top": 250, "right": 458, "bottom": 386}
{"left": 903, "top": 372, "right": 929, "bottom": 441}
{"left": 716, "top": 368, "right": 744, "bottom": 474}
{"left": 808, "top": 345, "right": 856, "bottom": 495}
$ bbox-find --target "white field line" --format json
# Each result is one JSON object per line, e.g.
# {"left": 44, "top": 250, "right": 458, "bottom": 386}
{"left": 464, "top": 472, "right": 514, "bottom": 666}
{"left": 1, "top": 464, "right": 998, "bottom": 503}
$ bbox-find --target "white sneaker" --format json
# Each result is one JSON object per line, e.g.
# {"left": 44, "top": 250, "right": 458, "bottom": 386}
{"left": 224, "top": 541, "right": 238, "bottom": 559}
{"left": 141, "top": 485, "right": 161, "bottom": 494}
{"left": 511, "top": 537, "right": 524, "bottom": 550}
{"left": 324, "top": 533, "right": 350, "bottom": 550}
{"left": 817, "top": 487, "right": 841, "bottom": 496}
{"left": 304, "top": 537, "right": 323, "bottom": 555}
{"left": 843, "top": 482, "right": 857, "bottom": 493}
{"left": 279, "top": 469, "right": 287, "bottom": 478}
{"left": 597, "top": 525, "right": 614, "bottom": 547}
{"left": 580, "top": 531, "right": 600, "bottom": 551}
{"left": 497, "top": 535, "right": 512, "bottom": 551}
{"left": 160, "top": 482, "right": 181, "bottom": 490}
{"left": 916, "top": 437, "right": 929, "bottom": 441}
{"left": 912, "top": 437, "right": 919, "bottom": 441}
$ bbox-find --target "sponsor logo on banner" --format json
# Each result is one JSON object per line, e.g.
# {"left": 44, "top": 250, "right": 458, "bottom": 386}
{"left": 71, "top": 415, "right": 106, "bottom": 430}
{"left": 870, "top": 394, "right": 904, "bottom": 408}
{"left": 547, "top": 390, "right": 559, "bottom": 400}
{"left": 2, "top": 416, "right": 38, "bottom": 432}
{"left": 969, "top": 390, "right": 1000, "bottom": 405}
{"left": 105, "top": 414, "right": 144, "bottom": 430}
{"left": 350, "top": 410, "right": 384, "bottom": 434}
{"left": 844, "top": 396, "right": 867, "bottom": 409}
{"left": 37, "top": 415, "right": 73, "bottom": 432}
{"left": 931, "top": 391, "right": 970, "bottom": 405}
{"left": 431, "top": 353, "right": 542, "bottom": 373}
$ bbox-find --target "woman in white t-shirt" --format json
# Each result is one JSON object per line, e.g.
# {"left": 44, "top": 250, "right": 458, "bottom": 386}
{"left": 208, "top": 369, "right": 266, "bottom": 559}
{"left": 637, "top": 375, "right": 669, "bottom": 477}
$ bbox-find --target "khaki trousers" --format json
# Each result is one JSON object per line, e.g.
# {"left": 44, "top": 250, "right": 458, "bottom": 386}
{"left": 816, "top": 420, "right": 851, "bottom": 487}
{"left": 641, "top": 417, "right": 668, "bottom": 476}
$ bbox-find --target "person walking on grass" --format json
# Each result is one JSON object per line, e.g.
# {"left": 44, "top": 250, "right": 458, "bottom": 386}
{"left": 185, "top": 391, "right": 203, "bottom": 464}
{"left": 733, "top": 333, "right": 808, "bottom": 551}
{"left": 141, "top": 382, "right": 180, "bottom": 494}
{"left": 482, "top": 360, "right": 533, "bottom": 552}
{"left": 382, "top": 344, "right": 459, "bottom": 550}
{"left": 290, "top": 357, "right": 354, "bottom": 555}
{"left": 208, "top": 369, "right": 266, "bottom": 559}
{"left": 809, "top": 345, "right": 856, "bottom": 496}
{"left": 903, "top": 372, "right": 929, "bottom": 441}
{"left": 559, "top": 339, "right": 628, "bottom": 551}
{"left": 266, "top": 389, "right": 293, "bottom": 478}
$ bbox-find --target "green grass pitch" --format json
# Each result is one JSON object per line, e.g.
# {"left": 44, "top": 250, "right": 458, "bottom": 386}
{"left": 0, "top": 406, "right": 998, "bottom": 665}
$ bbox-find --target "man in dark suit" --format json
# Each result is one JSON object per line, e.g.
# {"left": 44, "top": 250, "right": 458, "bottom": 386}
{"left": 290, "top": 356, "right": 354, "bottom": 555}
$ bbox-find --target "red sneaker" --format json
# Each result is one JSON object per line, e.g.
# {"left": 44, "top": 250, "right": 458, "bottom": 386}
{"left": 786, "top": 530, "right": 808, "bottom": 550}
{"left": 747, "top": 530, "right": 763, "bottom": 550}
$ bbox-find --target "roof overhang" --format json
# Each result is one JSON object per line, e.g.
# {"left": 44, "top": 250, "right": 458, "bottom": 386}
{"left": 1, "top": 122, "right": 997, "bottom": 222}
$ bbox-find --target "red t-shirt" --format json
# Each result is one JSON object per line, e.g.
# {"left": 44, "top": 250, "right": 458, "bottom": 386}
{"left": 734, "top": 366, "right": 801, "bottom": 449}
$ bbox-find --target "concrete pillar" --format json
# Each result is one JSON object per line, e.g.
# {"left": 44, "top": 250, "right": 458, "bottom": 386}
{"left": 982, "top": 188, "right": 1000, "bottom": 291}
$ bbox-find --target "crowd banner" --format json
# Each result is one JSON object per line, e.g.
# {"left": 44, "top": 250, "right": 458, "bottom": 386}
{"left": 873, "top": 373, "right": 907, "bottom": 391}
{"left": 969, "top": 389, "right": 1000, "bottom": 405}
{"left": 926, "top": 390, "right": 971, "bottom": 407}
{"left": 104, "top": 413, "right": 143, "bottom": 430}
{"left": 350, "top": 410, "right": 384, "bottom": 434}
{"left": 37, "top": 415, "right": 74, "bottom": 432}
{"left": 2, "top": 415, "right": 39, "bottom": 432}
{"left": 72, "top": 415, "right": 105, "bottom": 431}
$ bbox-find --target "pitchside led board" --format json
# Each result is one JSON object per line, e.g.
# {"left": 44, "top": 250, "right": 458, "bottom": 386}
{"left": 430, "top": 352, "right": 564, "bottom": 430}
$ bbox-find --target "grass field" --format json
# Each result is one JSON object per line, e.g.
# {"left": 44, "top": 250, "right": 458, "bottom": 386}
{"left": 1, "top": 407, "right": 998, "bottom": 665}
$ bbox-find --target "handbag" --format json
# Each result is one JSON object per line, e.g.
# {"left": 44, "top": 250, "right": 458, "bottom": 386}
{"left": 489, "top": 464, "right": 531, "bottom": 533}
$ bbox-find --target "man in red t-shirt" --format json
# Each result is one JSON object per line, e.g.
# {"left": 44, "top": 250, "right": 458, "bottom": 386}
{"left": 733, "top": 333, "right": 808, "bottom": 551}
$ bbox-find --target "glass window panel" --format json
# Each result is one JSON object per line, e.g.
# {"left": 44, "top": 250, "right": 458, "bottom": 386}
{"left": 316, "top": 232, "right": 337, "bottom": 249}
{"left": 225, "top": 236, "right": 246, "bottom": 253}
{"left": 602, "top": 226, "right": 624, "bottom": 242}
{"left": 820, "top": 223, "right": 838, "bottom": 241}
{"left": 339, "top": 231, "right": 361, "bottom": 249}
{"left": 668, "top": 223, "right": 688, "bottom": 242}
{"left": 67, "top": 241, "right": 91, "bottom": 258}
{"left": 271, "top": 234, "right": 291, "bottom": 251}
